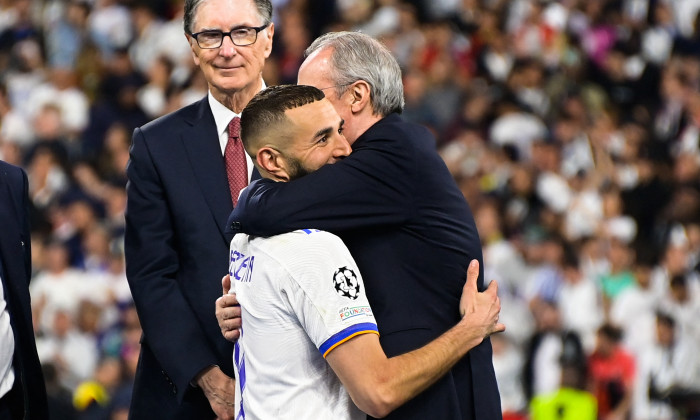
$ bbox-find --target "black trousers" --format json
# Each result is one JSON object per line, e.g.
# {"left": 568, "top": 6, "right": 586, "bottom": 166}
{"left": 0, "top": 382, "right": 22, "bottom": 420}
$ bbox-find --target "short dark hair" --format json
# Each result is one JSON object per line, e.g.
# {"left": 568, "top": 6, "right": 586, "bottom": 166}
{"left": 597, "top": 323, "right": 623, "bottom": 342}
{"left": 240, "top": 84, "right": 325, "bottom": 153}
{"left": 656, "top": 310, "right": 676, "bottom": 328}
{"left": 561, "top": 243, "right": 579, "bottom": 269}
{"left": 184, "top": 0, "right": 272, "bottom": 34}
{"left": 670, "top": 274, "right": 687, "bottom": 289}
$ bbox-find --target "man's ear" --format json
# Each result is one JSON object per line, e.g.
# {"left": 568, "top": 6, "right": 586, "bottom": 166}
{"left": 186, "top": 33, "right": 200, "bottom": 66}
{"left": 263, "top": 23, "right": 274, "bottom": 58}
{"left": 349, "top": 80, "right": 372, "bottom": 114}
{"left": 256, "top": 147, "right": 290, "bottom": 181}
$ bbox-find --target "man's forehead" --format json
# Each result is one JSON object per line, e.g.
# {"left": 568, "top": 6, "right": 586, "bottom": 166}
{"left": 194, "top": 0, "right": 261, "bottom": 27}
{"left": 285, "top": 99, "right": 337, "bottom": 130}
{"left": 298, "top": 48, "right": 333, "bottom": 85}
{"left": 286, "top": 98, "right": 327, "bottom": 118}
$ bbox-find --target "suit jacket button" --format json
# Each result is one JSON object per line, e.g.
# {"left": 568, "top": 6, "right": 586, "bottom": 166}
{"left": 231, "top": 222, "right": 241, "bottom": 231}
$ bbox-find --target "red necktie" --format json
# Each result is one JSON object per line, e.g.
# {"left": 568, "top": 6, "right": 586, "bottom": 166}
{"left": 225, "top": 116, "right": 248, "bottom": 206}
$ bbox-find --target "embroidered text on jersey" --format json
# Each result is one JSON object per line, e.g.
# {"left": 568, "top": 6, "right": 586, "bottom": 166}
{"left": 230, "top": 249, "right": 255, "bottom": 283}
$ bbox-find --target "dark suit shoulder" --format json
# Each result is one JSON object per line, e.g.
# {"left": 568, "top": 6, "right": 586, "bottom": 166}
{"left": 0, "top": 160, "right": 26, "bottom": 191}
{"left": 138, "top": 97, "right": 209, "bottom": 136}
{"left": 370, "top": 113, "right": 430, "bottom": 134}
{"left": 355, "top": 114, "right": 442, "bottom": 174}
{"left": 0, "top": 159, "right": 23, "bottom": 176}
{"left": 357, "top": 114, "right": 436, "bottom": 153}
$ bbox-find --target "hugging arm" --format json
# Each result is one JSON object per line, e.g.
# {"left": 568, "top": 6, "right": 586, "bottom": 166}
{"left": 325, "top": 260, "right": 505, "bottom": 417}
{"left": 230, "top": 143, "right": 414, "bottom": 236}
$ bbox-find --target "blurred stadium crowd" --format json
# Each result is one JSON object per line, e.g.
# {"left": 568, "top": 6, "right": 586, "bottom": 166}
{"left": 0, "top": 0, "right": 699, "bottom": 419}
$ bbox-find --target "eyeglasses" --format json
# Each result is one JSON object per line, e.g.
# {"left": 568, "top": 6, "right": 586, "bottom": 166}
{"left": 318, "top": 83, "right": 352, "bottom": 92}
{"left": 190, "top": 23, "right": 270, "bottom": 49}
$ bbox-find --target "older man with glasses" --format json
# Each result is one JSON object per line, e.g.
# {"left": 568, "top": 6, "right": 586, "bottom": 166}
{"left": 124, "top": 0, "right": 272, "bottom": 418}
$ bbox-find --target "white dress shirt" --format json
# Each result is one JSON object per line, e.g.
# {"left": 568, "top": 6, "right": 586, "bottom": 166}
{"left": 208, "top": 88, "right": 261, "bottom": 183}
{"left": 0, "top": 269, "right": 16, "bottom": 399}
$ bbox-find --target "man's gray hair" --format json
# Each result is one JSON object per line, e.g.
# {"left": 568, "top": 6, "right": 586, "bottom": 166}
{"left": 305, "top": 31, "right": 404, "bottom": 116}
{"left": 184, "top": 0, "right": 273, "bottom": 34}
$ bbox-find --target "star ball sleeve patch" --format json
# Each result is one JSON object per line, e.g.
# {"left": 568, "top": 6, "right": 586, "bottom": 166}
{"left": 333, "top": 266, "right": 361, "bottom": 299}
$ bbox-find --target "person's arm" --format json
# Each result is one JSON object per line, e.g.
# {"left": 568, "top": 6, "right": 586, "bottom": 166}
{"left": 325, "top": 260, "right": 504, "bottom": 418}
{"left": 125, "top": 127, "right": 235, "bottom": 416}
{"left": 230, "top": 139, "right": 416, "bottom": 236}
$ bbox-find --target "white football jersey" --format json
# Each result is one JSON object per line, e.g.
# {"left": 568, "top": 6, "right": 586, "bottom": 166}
{"left": 228, "top": 229, "right": 378, "bottom": 420}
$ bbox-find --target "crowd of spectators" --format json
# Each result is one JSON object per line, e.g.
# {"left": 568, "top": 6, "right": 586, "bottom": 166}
{"left": 0, "top": 0, "right": 699, "bottom": 419}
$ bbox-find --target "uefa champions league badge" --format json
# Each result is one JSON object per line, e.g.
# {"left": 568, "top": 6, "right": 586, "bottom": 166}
{"left": 333, "top": 266, "right": 360, "bottom": 299}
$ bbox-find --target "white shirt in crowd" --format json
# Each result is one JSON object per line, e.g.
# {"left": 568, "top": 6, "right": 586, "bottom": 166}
{"left": 30, "top": 267, "right": 90, "bottom": 334}
{"left": 633, "top": 334, "right": 700, "bottom": 420}
{"left": 610, "top": 284, "right": 659, "bottom": 358}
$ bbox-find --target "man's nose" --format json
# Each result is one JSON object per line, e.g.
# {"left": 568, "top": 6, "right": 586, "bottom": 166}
{"left": 218, "top": 35, "right": 238, "bottom": 57}
{"left": 334, "top": 137, "right": 352, "bottom": 157}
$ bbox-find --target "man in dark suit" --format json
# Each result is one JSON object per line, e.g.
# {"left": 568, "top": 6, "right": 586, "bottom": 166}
{"left": 124, "top": 0, "right": 272, "bottom": 418}
{"left": 0, "top": 160, "right": 48, "bottom": 420}
{"left": 222, "top": 32, "right": 502, "bottom": 419}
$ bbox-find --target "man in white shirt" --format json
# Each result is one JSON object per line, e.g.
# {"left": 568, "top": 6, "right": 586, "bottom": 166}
{"left": 633, "top": 311, "right": 700, "bottom": 420}
{"left": 221, "top": 85, "right": 505, "bottom": 419}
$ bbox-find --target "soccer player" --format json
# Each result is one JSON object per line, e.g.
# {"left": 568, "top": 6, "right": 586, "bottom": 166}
{"left": 224, "top": 84, "right": 504, "bottom": 419}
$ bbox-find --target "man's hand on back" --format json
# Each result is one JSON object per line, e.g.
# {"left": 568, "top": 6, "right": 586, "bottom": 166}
{"left": 216, "top": 274, "right": 242, "bottom": 342}
{"left": 459, "top": 260, "right": 505, "bottom": 340}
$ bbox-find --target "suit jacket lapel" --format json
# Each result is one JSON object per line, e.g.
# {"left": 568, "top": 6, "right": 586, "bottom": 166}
{"left": 0, "top": 170, "right": 27, "bottom": 309}
{"left": 0, "top": 176, "right": 16, "bottom": 329}
{"left": 180, "top": 99, "right": 234, "bottom": 244}
{"left": 0, "top": 170, "right": 18, "bottom": 268}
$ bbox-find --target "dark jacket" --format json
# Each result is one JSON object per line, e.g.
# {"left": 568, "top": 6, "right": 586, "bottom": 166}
{"left": 0, "top": 160, "right": 49, "bottom": 419}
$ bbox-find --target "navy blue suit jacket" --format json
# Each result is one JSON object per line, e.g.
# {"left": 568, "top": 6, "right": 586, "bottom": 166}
{"left": 0, "top": 161, "right": 48, "bottom": 419}
{"left": 229, "top": 114, "right": 502, "bottom": 419}
{"left": 125, "top": 98, "right": 258, "bottom": 418}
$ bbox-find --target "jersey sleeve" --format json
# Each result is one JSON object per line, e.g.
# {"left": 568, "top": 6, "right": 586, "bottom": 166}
{"left": 280, "top": 230, "right": 379, "bottom": 358}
